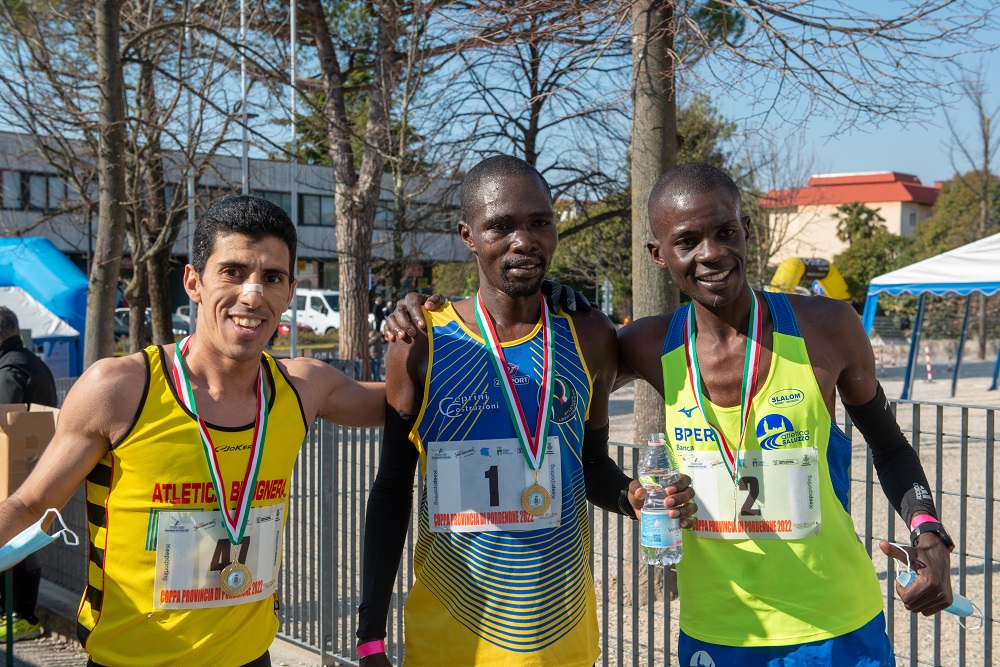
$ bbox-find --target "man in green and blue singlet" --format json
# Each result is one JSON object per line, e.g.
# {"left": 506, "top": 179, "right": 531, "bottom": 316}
{"left": 616, "top": 162, "right": 955, "bottom": 666}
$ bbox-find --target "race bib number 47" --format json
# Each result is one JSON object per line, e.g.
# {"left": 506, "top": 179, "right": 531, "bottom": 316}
{"left": 153, "top": 503, "right": 284, "bottom": 609}
{"left": 426, "top": 437, "right": 561, "bottom": 533}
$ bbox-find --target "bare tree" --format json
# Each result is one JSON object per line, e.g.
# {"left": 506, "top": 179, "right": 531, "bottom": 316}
{"left": 625, "top": 0, "right": 994, "bottom": 443}
{"left": 0, "top": 0, "right": 250, "bottom": 354}
{"left": 944, "top": 68, "right": 999, "bottom": 359}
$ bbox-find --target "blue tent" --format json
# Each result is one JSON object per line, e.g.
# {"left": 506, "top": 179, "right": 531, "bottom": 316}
{"left": 861, "top": 232, "right": 1000, "bottom": 399}
{"left": 0, "top": 237, "right": 88, "bottom": 376}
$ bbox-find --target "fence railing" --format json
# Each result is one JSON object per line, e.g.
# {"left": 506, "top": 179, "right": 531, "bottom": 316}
{"left": 39, "top": 377, "right": 998, "bottom": 666}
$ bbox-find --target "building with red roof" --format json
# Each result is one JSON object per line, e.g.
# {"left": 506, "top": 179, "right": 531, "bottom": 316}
{"left": 760, "top": 172, "right": 941, "bottom": 262}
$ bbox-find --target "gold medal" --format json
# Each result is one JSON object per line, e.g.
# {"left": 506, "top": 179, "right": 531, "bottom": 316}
{"left": 521, "top": 483, "right": 551, "bottom": 516}
{"left": 220, "top": 560, "right": 253, "bottom": 596}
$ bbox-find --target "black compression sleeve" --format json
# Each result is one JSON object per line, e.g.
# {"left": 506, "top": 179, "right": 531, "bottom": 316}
{"left": 843, "top": 383, "right": 938, "bottom": 526}
{"left": 356, "top": 403, "right": 419, "bottom": 640}
{"left": 581, "top": 424, "right": 637, "bottom": 519}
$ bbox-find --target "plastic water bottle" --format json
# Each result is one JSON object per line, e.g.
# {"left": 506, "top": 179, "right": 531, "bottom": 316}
{"left": 638, "top": 433, "right": 683, "bottom": 566}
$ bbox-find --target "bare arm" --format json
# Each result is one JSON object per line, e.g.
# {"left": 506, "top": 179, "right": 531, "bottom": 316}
{"left": 615, "top": 314, "right": 671, "bottom": 393}
{"left": 0, "top": 356, "right": 142, "bottom": 545}
{"left": 283, "top": 357, "right": 386, "bottom": 428}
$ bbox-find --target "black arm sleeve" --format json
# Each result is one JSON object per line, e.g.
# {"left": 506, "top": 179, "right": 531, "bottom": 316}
{"left": 356, "top": 403, "right": 420, "bottom": 640}
{"left": 581, "top": 424, "right": 637, "bottom": 520}
{"left": 843, "top": 382, "right": 938, "bottom": 526}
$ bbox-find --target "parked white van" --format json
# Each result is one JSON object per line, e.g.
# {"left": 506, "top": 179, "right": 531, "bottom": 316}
{"left": 285, "top": 289, "right": 340, "bottom": 334}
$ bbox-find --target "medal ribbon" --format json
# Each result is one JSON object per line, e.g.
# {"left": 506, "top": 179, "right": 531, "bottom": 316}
{"left": 474, "top": 292, "right": 554, "bottom": 471}
{"left": 684, "top": 288, "right": 762, "bottom": 485}
{"left": 172, "top": 336, "right": 268, "bottom": 545}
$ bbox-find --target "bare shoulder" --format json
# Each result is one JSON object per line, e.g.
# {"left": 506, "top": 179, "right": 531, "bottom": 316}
{"left": 568, "top": 307, "right": 617, "bottom": 382}
{"left": 568, "top": 307, "right": 617, "bottom": 344}
{"left": 616, "top": 313, "right": 674, "bottom": 390}
{"left": 786, "top": 294, "right": 865, "bottom": 343}
{"left": 61, "top": 352, "right": 148, "bottom": 443}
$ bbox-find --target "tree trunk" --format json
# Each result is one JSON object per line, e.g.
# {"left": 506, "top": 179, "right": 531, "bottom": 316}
{"left": 631, "top": 0, "right": 678, "bottom": 446}
{"left": 85, "top": 0, "right": 128, "bottom": 368}
{"left": 304, "top": 0, "right": 401, "bottom": 379}
{"left": 629, "top": 0, "right": 679, "bottom": 600}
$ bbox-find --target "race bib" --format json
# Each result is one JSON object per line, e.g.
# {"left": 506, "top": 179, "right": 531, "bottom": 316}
{"left": 153, "top": 503, "right": 284, "bottom": 609}
{"left": 683, "top": 448, "right": 821, "bottom": 540}
{"left": 426, "top": 437, "right": 561, "bottom": 533}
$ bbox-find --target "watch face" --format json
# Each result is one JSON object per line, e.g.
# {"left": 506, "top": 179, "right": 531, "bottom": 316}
{"left": 913, "top": 522, "right": 954, "bottom": 550}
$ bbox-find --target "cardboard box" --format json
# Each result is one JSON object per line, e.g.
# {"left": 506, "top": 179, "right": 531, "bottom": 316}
{"left": 0, "top": 403, "right": 59, "bottom": 500}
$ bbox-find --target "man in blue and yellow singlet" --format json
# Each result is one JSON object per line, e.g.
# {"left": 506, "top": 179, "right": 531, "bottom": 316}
{"left": 355, "top": 155, "right": 697, "bottom": 667}
{"left": 0, "top": 195, "right": 386, "bottom": 667}
{"left": 617, "top": 163, "right": 956, "bottom": 666}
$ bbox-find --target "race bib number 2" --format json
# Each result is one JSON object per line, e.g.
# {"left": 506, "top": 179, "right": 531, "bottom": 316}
{"left": 153, "top": 503, "right": 284, "bottom": 609}
{"left": 426, "top": 437, "right": 561, "bottom": 533}
{"left": 684, "top": 447, "right": 821, "bottom": 540}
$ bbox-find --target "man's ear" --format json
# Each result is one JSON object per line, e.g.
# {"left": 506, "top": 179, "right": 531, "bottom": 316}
{"left": 646, "top": 239, "right": 666, "bottom": 267}
{"left": 742, "top": 215, "right": 751, "bottom": 240}
{"left": 458, "top": 220, "right": 476, "bottom": 254}
{"left": 183, "top": 265, "right": 203, "bottom": 304}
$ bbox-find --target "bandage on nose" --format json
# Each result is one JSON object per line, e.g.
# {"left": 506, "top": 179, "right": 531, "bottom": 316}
{"left": 243, "top": 283, "right": 264, "bottom": 296}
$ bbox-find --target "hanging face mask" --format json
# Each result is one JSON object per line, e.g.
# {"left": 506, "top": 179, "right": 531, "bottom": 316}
{"left": 0, "top": 508, "right": 79, "bottom": 572}
{"left": 890, "top": 541, "right": 982, "bottom": 630}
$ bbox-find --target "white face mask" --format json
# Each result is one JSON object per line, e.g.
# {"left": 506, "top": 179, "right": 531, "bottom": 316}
{"left": 890, "top": 541, "right": 981, "bottom": 629}
{"left": 0, "top": 508, "right": 79, "bottom": 572}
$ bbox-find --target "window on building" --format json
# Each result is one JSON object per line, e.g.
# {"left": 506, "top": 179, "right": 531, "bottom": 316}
{"left": 256, "top": 190, "right": 292, "bottom": 218}
{"left": 300, "top": 194, "right": 335, "bottom": 226}
{"left": 27, "top": 174, "right": 47, "bottom": 209}
{"left": 909, "top": 212, "right": 917, "bottom": 228}
{"left": 2, "top": 172, "right": 21, "bottom": 209}
{"left": 48, "top": 177, "right": 66, "bottom": 209}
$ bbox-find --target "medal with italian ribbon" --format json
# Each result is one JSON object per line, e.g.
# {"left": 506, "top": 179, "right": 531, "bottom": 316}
{"left": 684, "top": 289, "right": 762, "bottom": 518}
{"left": 172, "top": 335, "right": 267, "bottom": 596}
{"left": 474, "top": 292, "right": 555, "bottom": 517}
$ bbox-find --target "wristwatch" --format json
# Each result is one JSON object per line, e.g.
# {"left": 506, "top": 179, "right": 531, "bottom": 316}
{"left": 910, "top": 521, "right": 955, "bottom": 551}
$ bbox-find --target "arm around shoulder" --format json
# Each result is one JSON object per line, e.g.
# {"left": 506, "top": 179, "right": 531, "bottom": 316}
{"left": 284, "top": 356, "right": 386, "bottom": 428}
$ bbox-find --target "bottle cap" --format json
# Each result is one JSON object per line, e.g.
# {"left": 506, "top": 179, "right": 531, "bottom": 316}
{"left": 648, "top": 432, "right": 665, "bottom": 445}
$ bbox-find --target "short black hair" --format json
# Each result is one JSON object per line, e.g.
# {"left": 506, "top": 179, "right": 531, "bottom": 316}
{"left": 460, "top": 154, "right": 551, "bottom": 221}
{"left": 0, "top": 306, "right": 18, "bottom": 341}
{"left": 192, "top": 195, "right": 298, "bottom": 276}
{"left": 647, "top": 162, "right": 741, "bottom": 221}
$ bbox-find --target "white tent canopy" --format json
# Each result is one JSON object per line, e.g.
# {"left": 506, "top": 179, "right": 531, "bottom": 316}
{"left": 0, "top": 286, "right": 79, "bottom": 340}
{"left": 860, "top": 232, "right": 1000, "bottom": 398}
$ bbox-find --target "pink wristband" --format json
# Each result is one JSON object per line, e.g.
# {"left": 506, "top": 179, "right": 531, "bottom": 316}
{"left": 357, "top": 640, "right": 386, "bottom": 659}
{"left": 910, "top": 513, "right": 938, "bottom": 530}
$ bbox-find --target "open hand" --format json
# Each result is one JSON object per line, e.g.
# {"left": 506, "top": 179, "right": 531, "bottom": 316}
{"left": 383, "top": 292, "right": 448, "bottom": 342}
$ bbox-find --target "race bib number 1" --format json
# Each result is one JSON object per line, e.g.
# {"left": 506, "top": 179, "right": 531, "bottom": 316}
{"left": 153, "top": 503, "right": 284, "bottom": 609}
{"left": 426, "top": 437, "right": 561, "bottom": 533}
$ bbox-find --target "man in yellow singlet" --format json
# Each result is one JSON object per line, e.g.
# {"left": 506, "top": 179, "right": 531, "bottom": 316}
{"left": 0, "top": 195, "right": 384, "bottom": 667}
{"left": 615, "top": 162, "right": 954, "bottom": 666}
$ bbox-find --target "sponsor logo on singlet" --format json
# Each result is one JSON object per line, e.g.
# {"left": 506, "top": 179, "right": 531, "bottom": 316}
{"left": 547, "top": 375, "right": 579, "bottom": 424}
{"left": 438, "top": 393, "right": 500, "bottom": 418}
{"left": 767, "top": 387, "right": 805, "bottom": 409}
{"left": 756, "top": 414, "right": 811, "bottom": 450}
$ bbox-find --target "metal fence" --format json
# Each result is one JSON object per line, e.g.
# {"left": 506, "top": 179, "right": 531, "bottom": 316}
{"left": 38, "top": 378, "right": 998, "bottom": 666}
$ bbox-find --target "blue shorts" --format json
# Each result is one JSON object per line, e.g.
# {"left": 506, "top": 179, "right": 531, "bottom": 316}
{"left": 678, "top": 613, "right": 895, "bottom": 666}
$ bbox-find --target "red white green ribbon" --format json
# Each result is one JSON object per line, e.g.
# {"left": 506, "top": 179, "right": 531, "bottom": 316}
{"left": 683, "top": 288, "right": 762, "bottom": 485}
{"left": 474, "top": 292, "right": 554, "bottom": 472}
{"left": 172, "top": 336, "right": 268, "bottom": 544}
